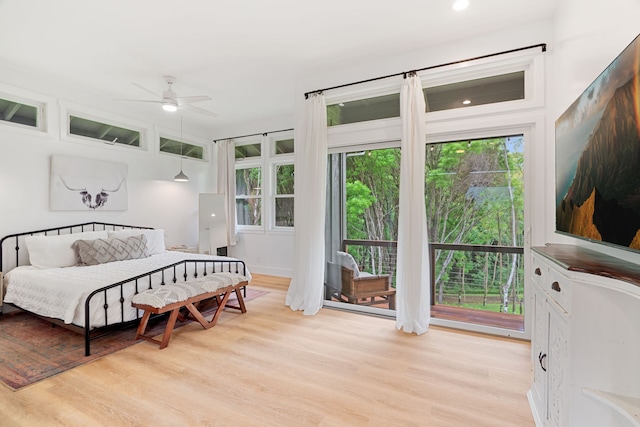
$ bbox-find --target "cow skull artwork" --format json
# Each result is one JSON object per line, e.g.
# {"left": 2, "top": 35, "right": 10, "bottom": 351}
{"left": 50, "top": 155, "right": 129, "bottom": 211}
{"left": 59, "top": 177, "right": 126, "bottom": 210}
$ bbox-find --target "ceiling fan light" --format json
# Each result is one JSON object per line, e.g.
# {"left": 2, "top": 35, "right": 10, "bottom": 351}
{"left": 174, "top": 169, "right": 189, "bottom": 182}
{"left": 453, "top": 0, "right": 469, "bottom": 11}
{"left": 163, "top": 103, "right": 178, "bottom": 112}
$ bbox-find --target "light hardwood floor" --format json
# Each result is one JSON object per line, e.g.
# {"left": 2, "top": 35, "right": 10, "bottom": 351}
{"left": 0, "top": 274, "right": 534, "bottom": 426}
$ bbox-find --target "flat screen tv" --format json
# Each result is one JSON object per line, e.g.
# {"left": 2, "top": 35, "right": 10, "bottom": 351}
{"left": 556, "top": 33, "right": 640, "bottom": 251}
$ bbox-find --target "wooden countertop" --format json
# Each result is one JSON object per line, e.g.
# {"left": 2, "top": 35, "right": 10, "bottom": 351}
{"left": 532, "top": 244, "right": 640, "bottom": 288}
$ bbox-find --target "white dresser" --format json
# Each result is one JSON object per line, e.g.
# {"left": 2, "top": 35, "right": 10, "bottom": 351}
{"left": 529, "top": 245, "right": 640, "bottom": 427}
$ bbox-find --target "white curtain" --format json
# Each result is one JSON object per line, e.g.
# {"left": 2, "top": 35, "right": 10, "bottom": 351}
{"left": 285, "top": 93, "right": 328, "bottom": 315}
{"left": 217, "top": 139, "right": 237, "bottom": 246}
{"left": 395, "top": 73, "right": 431, "bottom": 334}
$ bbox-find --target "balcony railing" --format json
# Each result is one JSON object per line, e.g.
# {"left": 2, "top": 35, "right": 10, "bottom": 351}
{"left": 341, "top": 239, "right": 524, "bottom": 315}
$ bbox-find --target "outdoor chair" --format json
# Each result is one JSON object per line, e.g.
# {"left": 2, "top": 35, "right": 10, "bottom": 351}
{"left": 326, "top": 251, "right": 396, "bottom": 310}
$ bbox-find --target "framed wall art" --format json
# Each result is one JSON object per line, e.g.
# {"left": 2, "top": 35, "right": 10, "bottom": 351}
{"left": 50, "top": 155, "right": 128, "bottom": 211}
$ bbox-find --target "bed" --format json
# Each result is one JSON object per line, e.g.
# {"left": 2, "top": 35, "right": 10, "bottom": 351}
{"left": 0, "top": 222, "right": 250, "bottom": 356}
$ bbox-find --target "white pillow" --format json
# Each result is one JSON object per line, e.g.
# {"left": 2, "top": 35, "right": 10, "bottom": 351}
{"left": 25, "top": 230, "right": 109, "bottom": 269}
{"left": 107, "top": 229, "right": 166, "bottom": 255}
{"left": 336, "top": 251, "right": 360, "bottom": 278}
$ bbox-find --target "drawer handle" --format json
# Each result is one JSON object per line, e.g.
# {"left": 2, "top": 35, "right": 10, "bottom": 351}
{"left": 539, "top": 352, "right": 547, "bottom": 372}
{"left": 551, "top": 281, "right": 561, "bottom": 292}
{"left": 534, "top": 267, "right": 542, "bottom": 276}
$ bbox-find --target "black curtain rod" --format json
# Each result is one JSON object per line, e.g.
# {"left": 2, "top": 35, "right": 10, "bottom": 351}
{"left": 304, "top": 43, "right": 547, "bottom": 99}
{"left": 213, "top": 128, "right": 294, "bottom": 143}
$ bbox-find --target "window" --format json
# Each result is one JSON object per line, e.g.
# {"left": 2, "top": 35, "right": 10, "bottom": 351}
{"left": 326, "top": 66, "right": 528, "bottom": 127}
{"left": 0, "top": 95, "right": 41, "bottom": 129}
{"left": 235, "top": 167, "right": 262, "bottom": 226}
{"left": 159, "top": 137, "right": 204, "bottom": 160}
{"left": 327, "top": 147, "right": 401, "bottom": 276}
{"left": 322, "top": 49, "right": 542, "bottom": 338}
{"left": 424, "top": 71, "right": 524, "bottom": 111}
{"left": 426, "top": 135, "right": 525, "bottom": 329}
{"left": 274, "top": 163, "right": 294, "bottom": 227}
{"left": 327, "top": 93, "right": 400, "bottom": 126}
{"left": 69, "top": 115, "right": 141, "bottom": 147}
{"left": 235, "top": 142, "right": 261, "bottom": 159}
{"left": 273, "top": 138, "right": 294, "bottom": 155}
{"left": 234, "top": 133, "right": 294, "bottom": 230}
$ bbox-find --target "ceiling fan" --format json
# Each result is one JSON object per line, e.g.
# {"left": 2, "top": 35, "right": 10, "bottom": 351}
{"left": 120, "top": 75, "right": 217, "bottom": 117}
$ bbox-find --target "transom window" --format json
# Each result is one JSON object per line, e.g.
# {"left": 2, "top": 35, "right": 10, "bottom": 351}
{"left": 326, "top": 71, "right": 526, "bottom": 126}
{"left": 273, "top": 138, "right": 294, "bottom": 155}
{"left": 425, "top": 71, "right": 524, "bottom": 111}
{"left": 69, "top": 115, "right": 141, "bottom": 147}
{"left": 327, "top": 93, "right": 400, "bottom": 126}
{"left": 159, "top": 137, "right": 204, "bottom": 160}
{"left": 0, "top": 96, "right": 40, "bottom": 129}
{"left": 235, "top": 143, "right": 261, "bottom": 159}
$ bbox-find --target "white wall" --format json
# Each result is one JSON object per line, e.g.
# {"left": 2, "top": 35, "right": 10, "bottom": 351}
{"left": 233, "top": 20, "right": 553, "bottom": 278}
{"left": 0, "top": 68, "right": 217, "bottom": 249}
{"left": 548, "top": 0, "right": 640, "bottom": 263}
{"left": 7, "top": 3, "right": 639, "bottom": 278}
{"left": 544, "top": 4, "right": 640, "bottom": 424}
{"left": 233, "top": 20, "right": 555, "bottom": 278}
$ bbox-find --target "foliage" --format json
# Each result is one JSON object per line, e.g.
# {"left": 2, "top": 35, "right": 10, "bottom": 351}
{"left": 275, "top": 164, "right": 295, "bottom": 226}
{"left": 236, "top": 167, "right": 262, "bottom": 226}
{"left": 342, "top": 136, "right": 525, "bottom": 314}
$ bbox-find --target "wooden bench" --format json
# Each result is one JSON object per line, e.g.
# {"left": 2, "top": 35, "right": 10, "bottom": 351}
{"left": 131, "top": 272, "right": 249, "bottom": 349}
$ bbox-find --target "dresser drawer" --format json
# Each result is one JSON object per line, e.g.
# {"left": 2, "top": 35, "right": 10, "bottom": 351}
{"left": 545, "top": 264, "right": 572, "bottom": 313}
{"left": 532, "top": 255, "right": 548, "bottom": 287}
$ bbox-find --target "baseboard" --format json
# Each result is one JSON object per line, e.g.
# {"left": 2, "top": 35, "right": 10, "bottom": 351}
{"left": 527, "top": 389, "right": 544, "bottom": 427}
{"left": 246, "top": 265, "right": 292, "bottom": 278}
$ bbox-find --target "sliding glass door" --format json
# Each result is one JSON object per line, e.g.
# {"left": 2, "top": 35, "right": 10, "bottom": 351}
{"left": 324, "top": 134, "right": 525, "bottom": 331}
{"left": 426, "top": 135, "right": 525, "bottom": 331}
{"left": 325, "top": 147, "right": 400, "bottom": 313}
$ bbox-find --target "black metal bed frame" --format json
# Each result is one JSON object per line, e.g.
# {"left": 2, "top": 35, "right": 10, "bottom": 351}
{"left": 0, "top": 222, "right": 247, "bottom": 356}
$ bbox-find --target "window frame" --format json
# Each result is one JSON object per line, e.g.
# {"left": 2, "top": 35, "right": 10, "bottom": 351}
{"left": 234, "top": 132, "right": 295, "bottom": 233}
{"left": 158, "top": 134, "right": 209, "bottom": 162}
{"left": 271, "top": 157, "right": 295, "bottom": 229}
{"left": 0, "top": 87, "right": 48, "bottom": 133}
{"left": 325, "top": 48, "right": 544, "bottom": 149}
{"left": 321, "top": 48, "right": 546, "bottom": 340}
{"left": 235, "top": 137, "right": 265, "bottom": 232}
{"left": 60, "top": 102, "right": 150, "bottom": 151}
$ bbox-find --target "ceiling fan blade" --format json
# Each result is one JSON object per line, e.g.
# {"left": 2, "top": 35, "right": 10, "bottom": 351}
{"left": 114, "top": 99, "right": 164, "bottom": 104}
{"left": 132, "top": 83, "right": 162, "bottom": 100}
{"left": 182, "top": 104, "right": 218, "bottom": 117}
{"left": 175, "top": 95, "right": 212, "bottom": 105}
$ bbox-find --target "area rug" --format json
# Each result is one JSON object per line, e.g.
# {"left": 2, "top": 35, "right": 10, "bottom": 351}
{"left": 0, "top": 288, "right": 267, "bottom": 390}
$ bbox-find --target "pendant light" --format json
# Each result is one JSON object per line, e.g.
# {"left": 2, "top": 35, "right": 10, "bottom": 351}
{"left": 174, "top": 115, "right": 189, "bottom": 182}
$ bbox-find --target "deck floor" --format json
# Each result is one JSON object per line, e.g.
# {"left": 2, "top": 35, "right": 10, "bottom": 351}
{"left": 331, "top": 294, "right": 525, "bottom": 331}
{"left": 432, "top": 304, "right": 524, "bottom": 331}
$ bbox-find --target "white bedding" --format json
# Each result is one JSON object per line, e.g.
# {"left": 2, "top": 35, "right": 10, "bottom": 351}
{"left": 3, "top": 251, "right": 250, "bottom": 329}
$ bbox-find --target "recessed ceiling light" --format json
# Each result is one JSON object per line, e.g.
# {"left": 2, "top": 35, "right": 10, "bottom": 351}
{"left": 453, "top": 0, "right": 469, "bottom": 11}
{"left": 463, "top": 99, "right": 471, "bottom": 105}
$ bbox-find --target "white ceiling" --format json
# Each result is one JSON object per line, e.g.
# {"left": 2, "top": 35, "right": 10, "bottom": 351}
{"left": 0, "top": 0, "right": 558, "bottom": 136}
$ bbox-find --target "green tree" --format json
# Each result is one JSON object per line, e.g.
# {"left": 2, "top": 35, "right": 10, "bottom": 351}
{"left": 346, "top": 149, "right": 400, "bottom": 275}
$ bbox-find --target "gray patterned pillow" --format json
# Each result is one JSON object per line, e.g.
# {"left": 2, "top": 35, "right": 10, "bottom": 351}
{"left": 73, "top": 235, "right": 149, "bottom": 266}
